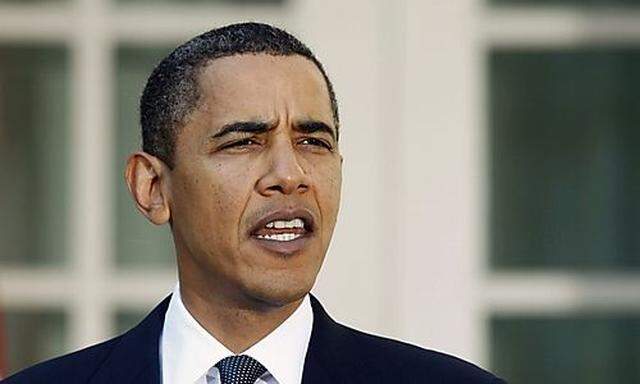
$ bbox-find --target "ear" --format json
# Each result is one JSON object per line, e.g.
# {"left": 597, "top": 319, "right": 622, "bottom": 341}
{"left": 124, "top": 151, "right": 171, "bottom": 225}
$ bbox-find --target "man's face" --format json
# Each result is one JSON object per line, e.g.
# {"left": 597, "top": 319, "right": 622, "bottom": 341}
{"left": 168, "top": 54, "right": 342, "bottom": 306}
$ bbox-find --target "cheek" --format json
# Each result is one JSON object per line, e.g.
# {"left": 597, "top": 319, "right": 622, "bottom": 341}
{"left": 312, "top": 160, "right": 342, "bottom": 215}
{"left": 176, "top": 165, "right": 248, "bottom": 232}
{"left": 325, "top": 160, "right": 342, "bottom": 196}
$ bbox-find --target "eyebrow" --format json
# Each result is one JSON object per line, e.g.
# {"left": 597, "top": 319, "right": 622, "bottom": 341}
{"left": 294, "top": 120, "right": 337, "bottom": 141}
{"left": 211, "top": 120, "right": 274, "bottom": 139}
{"left": 210, "top": 119, "right": 337, "bottom": 142}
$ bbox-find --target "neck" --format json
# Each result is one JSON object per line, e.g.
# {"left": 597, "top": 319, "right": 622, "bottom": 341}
{"left": 178, "top": 277, "right": 303, "bottom": 354}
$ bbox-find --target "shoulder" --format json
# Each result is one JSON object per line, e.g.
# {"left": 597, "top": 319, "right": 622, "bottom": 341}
{"left": 1, "top": 335, "right": 123, "bottom": 384}
{"left": 308, "top": 296, "right": 505, "bottom": 383}
{"left": 330, "top": 321, "right": 505, "bottom": 383}
{"left": 2, "top": 296, "right": 170, "bottom": 384}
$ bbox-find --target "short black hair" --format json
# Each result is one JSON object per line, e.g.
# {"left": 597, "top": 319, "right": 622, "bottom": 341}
{"left": 140, "top": 22, "right": 339, "bottom": 167}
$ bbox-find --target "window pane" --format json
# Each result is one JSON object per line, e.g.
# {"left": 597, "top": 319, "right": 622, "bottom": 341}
{"left": 4, "top": 309, "right": 66, "bottom": 376}
{"left": 114, "top": 309, "right": 146, "bottom": 335}
{"left": 490, "top": 0, "right": 640, "bottom": 6}
{"left": 490, "top": 48, "right": 640, "bottom": 270}
{"left": 0, "top": 45, "right": 70, "bottom": 266}
{"left": 115, "top": 46, "right": 175, "bottom": 267}
{"left": 491, "top": 314, "right": 640, "bottom": 383}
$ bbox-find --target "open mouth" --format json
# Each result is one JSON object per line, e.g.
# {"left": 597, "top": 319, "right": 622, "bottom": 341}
{"left": 248, "top": 209, "right": 315, "bottom": 253}
{"left": 252, "top": 217, "right": 311, "bottom": 242}
{"left": 252, "top": 218, "right": 309, "bottom": 242}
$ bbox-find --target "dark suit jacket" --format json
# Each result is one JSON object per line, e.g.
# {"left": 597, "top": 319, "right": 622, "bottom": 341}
{"left": 3, "top": 295, "right": 505, "bottom": 383}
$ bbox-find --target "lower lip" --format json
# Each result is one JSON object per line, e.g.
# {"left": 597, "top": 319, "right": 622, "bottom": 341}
{"left": 249, "top": 234, "right": 311, "bottom": 255}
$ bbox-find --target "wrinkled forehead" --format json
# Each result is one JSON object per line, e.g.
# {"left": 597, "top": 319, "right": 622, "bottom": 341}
{"left": 195, "top": 54, "right": 334, "bottom": 124}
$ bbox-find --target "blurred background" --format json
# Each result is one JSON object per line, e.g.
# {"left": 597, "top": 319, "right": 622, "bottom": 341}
{"left": 1, "top": 0, "right": 640, "bottom": 382}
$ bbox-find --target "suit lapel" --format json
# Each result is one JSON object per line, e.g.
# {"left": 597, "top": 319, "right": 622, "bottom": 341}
{"left": 302, "top": 295, "right": 356, "bottom": 384}
{"left": 89, "top": 296, "right": 170, "bottom": 384}
{"left": 301, "top": 350, "right": 334, "bottom": 384}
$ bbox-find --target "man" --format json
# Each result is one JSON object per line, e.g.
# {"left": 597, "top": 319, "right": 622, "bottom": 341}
{"left": 3, "top": 23, "right": 505, "bottom": 384}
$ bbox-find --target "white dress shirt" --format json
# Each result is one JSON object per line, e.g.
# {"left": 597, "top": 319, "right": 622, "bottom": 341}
{"left": 160, "top": 284, "right": 313, "bottom": 384}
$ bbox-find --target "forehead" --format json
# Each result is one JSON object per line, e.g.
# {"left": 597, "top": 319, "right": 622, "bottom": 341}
{"left": 196, "top": 54, "right": 333, "bottom": 122}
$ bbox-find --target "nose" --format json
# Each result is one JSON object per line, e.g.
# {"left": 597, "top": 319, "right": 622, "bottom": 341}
{"left": 256, "top": 140, "right": 311, "bottom": 196}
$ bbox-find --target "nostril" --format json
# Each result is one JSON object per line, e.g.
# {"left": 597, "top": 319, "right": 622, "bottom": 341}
{"left": 256, "top": 169, "right": 311, "bottom": 196}
{"left": 267, "top": 185, "right": 285, "bottom": 193}
{"left": 264, "top": 182, "right": 308, "bottom": 195}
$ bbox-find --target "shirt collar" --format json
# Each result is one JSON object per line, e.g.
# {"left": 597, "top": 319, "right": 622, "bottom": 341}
{"left": 161, "top": 283, "right": 313, "bottom": 384}
{"left": 243, "top": 293, "right": 313, "bottom": 384}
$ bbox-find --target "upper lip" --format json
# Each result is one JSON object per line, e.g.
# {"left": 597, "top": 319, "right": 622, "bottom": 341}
{"left": 249, "top": 207, "right": 316, "bottom": 235}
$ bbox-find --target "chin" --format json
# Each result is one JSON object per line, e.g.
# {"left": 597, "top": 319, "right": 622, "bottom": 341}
{"left": 245, "top": 272, "right": 316, "bottom": 308}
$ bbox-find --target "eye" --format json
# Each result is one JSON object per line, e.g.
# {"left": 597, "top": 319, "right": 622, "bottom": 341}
{"left": 299, "top": 137, "right": 333, "bottom": 151}
{"left": 220, "top": 138, "right": 259, "bottom": 150}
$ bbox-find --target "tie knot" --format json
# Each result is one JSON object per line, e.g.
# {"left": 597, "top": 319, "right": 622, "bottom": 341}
{"left": 214, "top": 355, "right": 267, "bottom": 384}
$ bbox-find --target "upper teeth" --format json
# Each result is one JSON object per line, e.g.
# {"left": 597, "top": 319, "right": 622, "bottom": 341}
{"left": 266, "top": 218, "right": 305, "bottom": 229}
